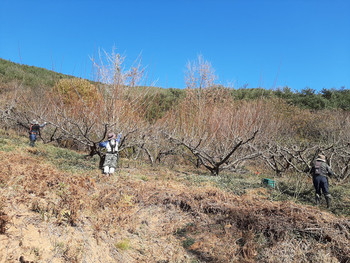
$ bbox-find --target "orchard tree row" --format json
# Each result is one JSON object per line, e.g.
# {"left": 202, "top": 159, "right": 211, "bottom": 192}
{"left": 0, "top": 52, "right": 349, "bottom": 180}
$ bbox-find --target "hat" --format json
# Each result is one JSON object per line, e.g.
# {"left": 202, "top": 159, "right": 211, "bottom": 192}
{"left": 316, "top": 154, "right": 326, "bottom": 161}
{"left": 32, "top": 119, "right": 39, "bottom": 124}
{"left": 108, "top": 133, "right": 116, "bottom": 139}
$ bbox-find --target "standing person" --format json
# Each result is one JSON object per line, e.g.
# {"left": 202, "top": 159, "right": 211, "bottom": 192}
{"left": 29, "top": 120, "right": 47, "bottom": 147}
{"left": 99, "top": 132, "right": 122, "bottom": 175}
{"left": 310, "top": 154, "right": 334, "bottom": 208}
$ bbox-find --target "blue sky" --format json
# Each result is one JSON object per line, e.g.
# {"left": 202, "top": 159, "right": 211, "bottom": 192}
{"left": 1, "top": 0, "right": 349, "bottom": 91}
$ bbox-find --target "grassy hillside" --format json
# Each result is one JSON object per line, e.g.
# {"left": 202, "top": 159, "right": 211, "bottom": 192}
{"left": 0, "top": 58, "right": 75, "bottom": 89}
{"left": 1, "top": 58, "right": 349, "bottom": 115}
{"left": 0, "top": 129, "right": 349, "bottom": 262}
{"left": 0, "top": 58, "right": 185, "bottom": 123}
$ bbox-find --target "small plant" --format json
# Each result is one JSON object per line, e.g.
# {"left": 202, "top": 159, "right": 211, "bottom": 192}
{"left": 53, "top": 241, "right": 65, "bottom": 252}
{"left": 182, "top": 237, "right": 196, "bottom": 249}
{"left": 175, "top": 222, "right": 195, "bottom": 237}
{"left": 31, "top": 247, "right": 40, "bottom": 260}
{"left": 175, "top": 223, "right": 196, "bottom": 249}
{"left": 175, "top": 227, "right": 187, "bottom": 237}
{"left": 117, "top": 194, "right": 134, "bottom": 207}
{"left": 53, "top": 241, "right": 82, "bottom": 263}
{"left": 62, "top": 245, "right": 83, "bottom": 263}
{"left": 56, "top": 181, "right": 70, "bottom": 197}
{"left": 115, "top": 239, "right": 131, "bottom": 250}
{"left": 140, "top": 175, "right": 149, "bottom": 181}
{"left": 0, "top": 138, "right": 12, "bottom": 152}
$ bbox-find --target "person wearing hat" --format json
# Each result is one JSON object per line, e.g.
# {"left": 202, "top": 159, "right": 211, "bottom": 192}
{"left": 28, "top": 119, "right": 47, "bottom": 147}
{"left": 99, "top": 132, "right": 122, "bottom": 175}
{"left": 310, "top": 154, "right": 334, "bottom": 208}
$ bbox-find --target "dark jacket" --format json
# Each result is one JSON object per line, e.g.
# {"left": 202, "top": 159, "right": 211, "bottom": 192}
{"left": 310, "top": 159, "right": 334, "bottom": 178}
{"left": 29, "top": 123, "right": 46, "bottom": 134}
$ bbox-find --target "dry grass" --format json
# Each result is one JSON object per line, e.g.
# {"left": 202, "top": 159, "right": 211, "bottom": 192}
{"left": 0, "top": 132, "right": 349, "bottom": 262}
{"left": 0, "top": 197, "right": 9, "bottom": 235}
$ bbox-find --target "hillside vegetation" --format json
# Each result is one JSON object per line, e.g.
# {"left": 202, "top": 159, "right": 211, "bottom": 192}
{"left": 0, "top": 129, "right": 349, "bottom": 263}
{"left": 0, "top": 55, "right": 349, "bottom": 262}
{"left": 1, "top": 58, "right": 350, "bottom": 118}
{"left": 0, "top": 58, "right": 75, "bottom": 89}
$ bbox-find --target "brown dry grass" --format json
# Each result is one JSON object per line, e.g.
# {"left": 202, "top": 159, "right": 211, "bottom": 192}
{"left": 0, "top": 139, "right": 349, "bottom": 262}
{"left": 0, "top": 197, "right": 9, "bottom": 235}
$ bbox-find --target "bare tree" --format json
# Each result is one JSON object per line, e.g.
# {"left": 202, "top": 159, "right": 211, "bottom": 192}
{"left": 162, "top": 56, "right": 264, "bottom": 175}
{"left": 3, "top": 49, "right": 153, "bottom": 165}
{"left": 185, "top": 54, "right": 216, "bottom": 90}
{"left": 259, "top": 109, "right": 350, "bottom": 181}
{"left": 135, "top": 124, "right": 178, "bottom": 166}
{"left": 46, "top": 49, "right": 152, "bottom": 158}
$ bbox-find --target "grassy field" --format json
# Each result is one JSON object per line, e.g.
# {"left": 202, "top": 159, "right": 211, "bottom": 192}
{"left": 0, "top": 129, "right": 349, "bottom": 263}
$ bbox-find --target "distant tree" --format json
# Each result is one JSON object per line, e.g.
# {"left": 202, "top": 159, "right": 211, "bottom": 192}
{"left": 274, "top": 86, "right": 294, "bottom": 100}
{"left": 332, "top": 88, "right": 350, "bottom": 110}
{"left": 185, "top": 54, "right": 216, "bottom": 90}
{"left": 300, "top": 87, "right": 316, "bottom": 96}
{"left": 142, "top": 88, "right": 185, "bottom": 123}
{"left": 290, "top": 88, "right": 326, "bottom": 110}
{"left": 321, "top": 88, "right": 333, "bottom": 100}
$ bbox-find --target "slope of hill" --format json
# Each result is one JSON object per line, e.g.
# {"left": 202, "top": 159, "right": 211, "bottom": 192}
{"left": 1, "top": 58, "right": 350, "bottom": 113}
{"left": 0, "top": 58, "right": 185, "bottom": 123}
{"left": 0, "top": 58, "right": 76, "bottom": 89}
{"left": 0, "top": 130, "right": 349, "bottom": 263}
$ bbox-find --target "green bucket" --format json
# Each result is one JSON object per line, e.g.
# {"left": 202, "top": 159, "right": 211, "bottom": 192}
{"left": 262, "top": 178, "right": 276, "bottom": 188}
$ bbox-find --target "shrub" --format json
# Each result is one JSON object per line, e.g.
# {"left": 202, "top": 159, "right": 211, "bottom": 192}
{"left": 54, "top": 78, "right": 100, "bottom": 105}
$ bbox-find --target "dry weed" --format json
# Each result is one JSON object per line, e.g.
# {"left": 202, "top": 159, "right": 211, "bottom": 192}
{"left": 0, "top": 143, "right": 349, "bottom": 262}
{"left": 0, "top": 197, "right": 9, "bottom": 235}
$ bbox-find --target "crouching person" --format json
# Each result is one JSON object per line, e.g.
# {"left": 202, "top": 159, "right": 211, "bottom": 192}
{"left": 99, "top": 132, "right": 122, "bottom": 175}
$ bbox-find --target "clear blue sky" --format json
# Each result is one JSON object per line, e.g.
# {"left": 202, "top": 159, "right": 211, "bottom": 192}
{"left": 1, "top": 0, "right": 349, "bottom": 91}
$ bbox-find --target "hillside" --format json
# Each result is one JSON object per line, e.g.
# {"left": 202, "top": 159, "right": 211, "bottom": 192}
{"left": 1, "top": 58, "right": 350, "bottom": 114}
{"left": 0, "top": 130, "right": 349, "bottom": 263}
{"left": 0, "top": 58, "right": 76, "bottom": 89}
{"left": 0, "top": 58, "right": 184, "bottom": 123}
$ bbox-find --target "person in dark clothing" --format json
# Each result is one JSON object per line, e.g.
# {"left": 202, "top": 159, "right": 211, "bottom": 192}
{"left": 29, "top": 119, "right": 47, "bottom": 147}
{"left": 310, "top": 154, "right": 334, "bottom": 208}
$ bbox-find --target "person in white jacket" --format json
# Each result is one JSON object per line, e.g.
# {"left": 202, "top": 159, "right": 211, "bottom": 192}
{"left": 99, "top": 132, "right": 122, "bottom": 175}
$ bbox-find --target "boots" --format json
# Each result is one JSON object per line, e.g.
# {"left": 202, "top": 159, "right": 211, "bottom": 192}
{"left": 325, "top": 194, "right": 331, "bottom": 208}
{"left": 315, "top": 194, "right": 320, "bottom": 205}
